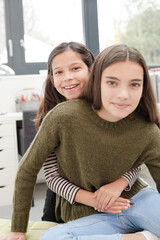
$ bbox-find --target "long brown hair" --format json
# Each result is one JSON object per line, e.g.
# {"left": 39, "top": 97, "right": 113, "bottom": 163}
{"left": 35, "top": 42, "right": 95, "bottom": 130}
{"left": 82, "top": 44, "right": 160, "bottom": 127}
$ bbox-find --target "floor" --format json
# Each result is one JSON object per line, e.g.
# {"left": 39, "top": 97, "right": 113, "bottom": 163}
{"left": 0, "top": 165, "right": 156, "bottom": 221}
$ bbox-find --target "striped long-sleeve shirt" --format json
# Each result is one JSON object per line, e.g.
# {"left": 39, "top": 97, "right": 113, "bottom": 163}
{"left": 43, "top": 152, "right": 141, "bottom": 204}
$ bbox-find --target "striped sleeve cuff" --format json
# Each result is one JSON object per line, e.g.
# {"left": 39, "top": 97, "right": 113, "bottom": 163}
{"left": 122, "top": 166, "right": 141, "bottom": 191}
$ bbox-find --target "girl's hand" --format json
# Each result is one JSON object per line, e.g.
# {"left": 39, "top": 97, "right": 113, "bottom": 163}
{"left": 93, "top": 177, "right": 129, "bottom": 212}
{"left": 103, "top": 197, "right": 131, "bottom": 214}
{"left": 0, "top": 232, "right": 26, "bottom": 240}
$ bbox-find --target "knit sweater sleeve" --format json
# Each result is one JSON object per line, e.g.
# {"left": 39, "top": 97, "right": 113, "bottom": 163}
{"left": 11, "top": 108, "right": 61, "bottom": 233}
{"left": 43, "top": 152, "right": 80, "bottom": 204}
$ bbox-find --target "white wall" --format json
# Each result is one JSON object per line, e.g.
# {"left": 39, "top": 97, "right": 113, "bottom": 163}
{"left": 0, "top": 74, "right": 46, "bottom": 112}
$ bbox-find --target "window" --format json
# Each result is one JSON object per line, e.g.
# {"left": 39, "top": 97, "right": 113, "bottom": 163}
{"left": 22, "top": 0, "right": 84, "bottom": 63}
{"left": 1, "top": 0, "right": 99, "bottom": 75}
{"left": 97, "top": 0, "right": 160, "bottom": 66}
{"left": 1, "top": 0, "right": 160, "bottom": 74}
{"left": 0, "top": 0, "right": 7, "bottom": 64}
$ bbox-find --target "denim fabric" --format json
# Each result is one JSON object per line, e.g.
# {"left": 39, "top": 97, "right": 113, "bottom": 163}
{"left": 40, "top": 187, "right": 160, "bottom": 240}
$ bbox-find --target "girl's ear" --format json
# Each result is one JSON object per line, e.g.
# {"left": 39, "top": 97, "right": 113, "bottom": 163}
{"left": 50, "top": 76, "right": 54, "bottom": 86}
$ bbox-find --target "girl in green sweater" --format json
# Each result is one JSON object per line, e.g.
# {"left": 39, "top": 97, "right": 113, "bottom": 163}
{"left": 38, "top": 44, "right": 160, "bottom": 240}
{"left": 0, "top": 43, "right": 159, "bottom": 240}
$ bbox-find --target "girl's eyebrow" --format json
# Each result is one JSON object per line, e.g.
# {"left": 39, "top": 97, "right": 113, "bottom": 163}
{"left": 130, "top": 79, "right": 143, "bottom": 82}
{"left": 105, "top": 76, "right": 120, "bottom": 80}
{"left": 53, "top": 67, "right": 61, "bottom": 71}
{"left": 105, "top": 76, "right": 143, "bottom": 82}
{"left": 53, "top": 62, "right": 82, "bottom": 71}
{"left": 69, "top": 62, "right": 83, "bottom": 66}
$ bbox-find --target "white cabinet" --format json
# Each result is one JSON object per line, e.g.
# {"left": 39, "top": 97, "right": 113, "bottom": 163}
{"left": 0, "top": 113, "right": 22, "bottom": 206}
{"left": 0, "top": 112, "right": 45, "bottom": 206}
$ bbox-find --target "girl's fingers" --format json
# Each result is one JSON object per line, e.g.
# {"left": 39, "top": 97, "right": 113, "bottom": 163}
{"left": 117, "top": 197, "right": 130, "bottom": 203}
{"left": 95, "top": 194, "right": 106, "bottom": 211}
{"left": 98, "top": 195, "right": 111, "bottom": 211}
{"left": 96, "top": 195, "right": 128, "bottom": 212}
{"left": 100, "top": 195, "right": 116, "bottom": 212}
{"left": 104, "top": 203, "right": 130, "bottom": 214}
{"left": 103, "top": 195, "right": 117, "bottom": 210}
{"left": 104, "top": 209, "right": 122, "bottom": 214}
{"left": 0, "top": 233, "right": 27, "bottom": 240}
{"left": 94, "top": 195, "right": 130, "bottom": 212}
{"left": 95, "top": 193, "right": 112, "bottom": 211}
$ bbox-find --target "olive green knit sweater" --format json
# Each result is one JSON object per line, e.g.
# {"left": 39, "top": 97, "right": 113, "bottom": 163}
{"left": 11, "top": 99, "right": 160, "bottom": 232}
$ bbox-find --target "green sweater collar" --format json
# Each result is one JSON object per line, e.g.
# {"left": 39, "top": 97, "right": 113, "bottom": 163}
{"left": 84, "top": 101, "right": 139, "bottom": 130}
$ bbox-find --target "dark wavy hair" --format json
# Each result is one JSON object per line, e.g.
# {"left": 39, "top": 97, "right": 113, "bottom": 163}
{"left": 82, "top": 44, "right": 160, "bottom": 127}
{"left": 34, "top": 42, "right": 95, "bottom": 130}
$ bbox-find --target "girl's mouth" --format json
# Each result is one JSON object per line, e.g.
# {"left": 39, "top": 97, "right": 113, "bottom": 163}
{"left": 63, "top": 84, "right": 79, "bottom": 90}
{"left": 113, "top": 103, "right": 129, "bottom": 109}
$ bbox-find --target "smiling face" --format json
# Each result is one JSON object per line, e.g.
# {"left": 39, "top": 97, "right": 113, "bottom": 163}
{"left": 51, "top": 50, "right": 90, "bottom": 100}
{"left": 96, "top": 61, "right": 144, "bottom": 122}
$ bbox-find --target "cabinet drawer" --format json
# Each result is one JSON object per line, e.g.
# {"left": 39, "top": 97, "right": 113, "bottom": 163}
{"left": 0, "top": 136, "right": 15, "bottom": 149}
{"left": 0, "top": 149, "right": 16, "bottom": 167}
{"left": 0, "top": 123, "right": 14, "bottom": 137}
{"left": 0, "top": 185, "right": 14, "bottom": 206}
{"left": 0, "top": 167, "right": 16, "bottom": 185}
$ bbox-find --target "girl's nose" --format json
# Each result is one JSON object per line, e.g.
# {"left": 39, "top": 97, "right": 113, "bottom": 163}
{"left": 63, "top": 71, "right": 73, "bottom": 81}
{"left": 117, "top": 88, "right": 129, "bottom": 99}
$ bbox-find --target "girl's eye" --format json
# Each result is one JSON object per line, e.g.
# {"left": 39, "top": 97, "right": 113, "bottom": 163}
{"left": 54, "top": 71, "right": 62, "bottom": 75}
{"left": 73, "top": 66, "right": 80, "bottom": 71}
{"left": 131, "top": 83, "right": 141, "bottom": 88}
{"left": 107, "top": 81, "right": 117, "bottom": 86}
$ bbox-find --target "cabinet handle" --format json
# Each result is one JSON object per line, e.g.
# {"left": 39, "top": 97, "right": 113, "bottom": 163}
{"left": 0, "top": 149, "right": 4, "bottom": 152}
{"left": 0, "top": 186, "right": 5, "bottom": 188}
{"left": 0, "top": 168, "right": 4, "bottom": 170}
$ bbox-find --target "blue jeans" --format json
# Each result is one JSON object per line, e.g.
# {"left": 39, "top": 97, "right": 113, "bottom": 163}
{"left": 40, "top": 188, "right": 160, "bottom": 240}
